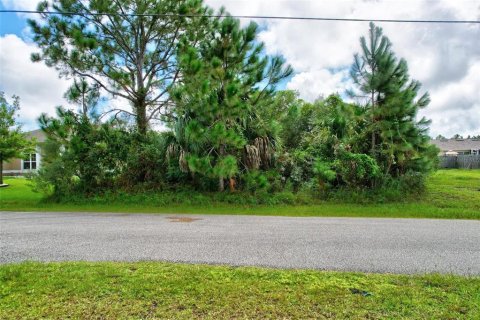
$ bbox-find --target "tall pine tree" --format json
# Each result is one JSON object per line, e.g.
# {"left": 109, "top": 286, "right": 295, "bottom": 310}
{"left": 29, "top": 0, "right": 211, "bottom": 135}
{"left": 171, "top": 15, "right": 292, "bottom": 191}
{"left": 351, "top": 22, "right": 438, "bottom": 176}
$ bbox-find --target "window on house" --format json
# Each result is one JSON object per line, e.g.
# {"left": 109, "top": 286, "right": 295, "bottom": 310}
{"left": 23, "top": 153, "right": 37, "bottom": 170}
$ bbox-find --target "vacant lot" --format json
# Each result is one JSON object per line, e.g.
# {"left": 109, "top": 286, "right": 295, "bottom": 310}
{"left": 1, "top": 262, "right": 479, "bottom": 319}
{"left": 1, "top": 169, "right": 479, "bottom": 219}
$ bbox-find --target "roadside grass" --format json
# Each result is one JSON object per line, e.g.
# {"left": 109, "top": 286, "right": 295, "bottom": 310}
{"left": 1, "top": 262, "right": 478, "bottom": 319}
{"left": 1, "top": 169, "right": 479, "bottom": 219}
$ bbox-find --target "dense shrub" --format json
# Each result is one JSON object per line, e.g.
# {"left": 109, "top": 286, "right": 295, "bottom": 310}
{"left": 118, "top": 132, "right": 170, "bottom": 190}
{"left": 313, "top": 160, "right": 336, "bottom": 191}
{"left": 27, "top": 5, "right": 438, "bottom": 205}
{"left": 48, "top": 188, "right": 314, "bottom": 206}
{"left": 243, "top": 170, "right": 269, "bottom": 193}
{"left": 33, "top": 108, "right": 132, "bottom": 197}
{"left": 333, "top": 151, "right": 380, "bottom": 188}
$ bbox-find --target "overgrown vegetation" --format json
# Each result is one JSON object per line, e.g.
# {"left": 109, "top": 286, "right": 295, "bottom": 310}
{"left": 26, "top": 1, "right": 439, "bottom": 200}
{"left": 2, "top": 170, "right": 479, "bottom": 220}
{"left": 1, "top": 262, "right": 479, "bottom": 319}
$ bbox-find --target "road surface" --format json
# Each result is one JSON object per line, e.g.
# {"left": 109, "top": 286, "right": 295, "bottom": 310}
{"left": 1, "top": 211, "right": 479, "bottom": 275}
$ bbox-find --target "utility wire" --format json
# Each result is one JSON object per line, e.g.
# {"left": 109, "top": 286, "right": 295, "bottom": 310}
{"left": 1, "top": 9, "right": 479, "bottom": 24}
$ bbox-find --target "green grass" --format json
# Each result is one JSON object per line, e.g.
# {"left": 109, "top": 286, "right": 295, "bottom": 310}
{"left": 1, "top": 262, "right": 478, "bottom": 319}
{"left": 1, "top": 169, "right": 479, "bottom": 219}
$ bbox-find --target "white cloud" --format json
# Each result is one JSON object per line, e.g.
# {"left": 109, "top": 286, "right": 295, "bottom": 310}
{"left": 2, "top": 0, "right": 479, "bottom": 137}
{"left": 206, "top": 0, "right": 480, "bottom": 137}
{"left": 0, "top": 34, "right": 71, "bottom": 130}
{"left": 287, "top": 69, "right": 351, "bottom": 101}
{"left": 0, "top": 0, "right": 40, "bottom": 11}
{"left": 421, "top": 61, "right": 480, "bottom": 137}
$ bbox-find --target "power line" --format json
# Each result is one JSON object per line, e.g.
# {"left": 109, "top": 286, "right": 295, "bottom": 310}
{"left": 1, "top": 9, "right": 479, "bottom": 24}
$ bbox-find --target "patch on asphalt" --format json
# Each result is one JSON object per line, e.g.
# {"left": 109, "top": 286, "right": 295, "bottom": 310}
{"left": 166, "top": 216, "right": 202, "bottom": 223}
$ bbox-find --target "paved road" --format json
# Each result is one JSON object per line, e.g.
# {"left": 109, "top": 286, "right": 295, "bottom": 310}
{"left": 1, "top": 211, "right": 479, "bottom": 275}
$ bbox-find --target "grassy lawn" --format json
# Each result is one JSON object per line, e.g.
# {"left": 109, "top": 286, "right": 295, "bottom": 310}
{"left": 1, "top": 169, "right": 479, "bottom": 219}
{"left": 0, "top": 262, "right": 478, "bottom": 319}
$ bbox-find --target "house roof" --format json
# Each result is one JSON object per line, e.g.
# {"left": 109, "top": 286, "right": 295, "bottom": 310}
{"left": 25, "top": 129, "right": 47, "bottom": 143}
{"left": 430, "top": 138, "right": 480, "bottom": 151}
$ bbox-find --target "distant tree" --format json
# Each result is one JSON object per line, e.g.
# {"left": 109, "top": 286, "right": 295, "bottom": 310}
{"left": 350, "top": 22, "right": 437, "bottom": 176}
{"left": 29, "top": 0, "right": 211, "bottom": 135}
{"left": 64, "top": 78, "right": 100, "bottom": 119}
{"left": 172, "top": 15, "right": 292, "bottom": 191}
{"left": 435, "top": 134, "right": 446, "bottom": 140}
{"left": 451, "top": 134, "right": 464, "bottom": 139}
{"left": 0, "top": 93, "right": 35, "bottom": 185}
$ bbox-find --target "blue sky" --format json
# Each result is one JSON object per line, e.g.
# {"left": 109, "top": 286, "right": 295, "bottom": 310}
{"left": 1, "top": 0, "right": 479, "bottom": 137}
{"left": 0, "top": 9, "right": 26, "bottom": 35}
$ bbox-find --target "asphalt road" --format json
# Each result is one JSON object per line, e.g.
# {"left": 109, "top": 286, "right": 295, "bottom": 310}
{"left": 1, "top": 211, "right": 479, "bottom": 275}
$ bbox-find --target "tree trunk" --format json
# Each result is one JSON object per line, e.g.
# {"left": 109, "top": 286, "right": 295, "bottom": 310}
{"left": 218, "top": 177, "right": 225, "bottom": 192}
{"left": 370, "top": 90, "right": 377, "bottom": 189}
{"left": 371, "top": 131, "right": 376, "bottom": 157}
{"left": 82, "top": 92, "right": 88, "bottom": 117}
{"left": 218, "top": 144, "right": 226, "bottom": 192}
{"left": 318, "top": 177, "right": 325, "bottom": 193}
{"left": 371, "top": 91, "right": 376, "bottom": 157}
{"left": 136, "top": 99, "right": 148, "bottom": 136}
{"left": 229, "top": 178, "right": 236, "bottom": 192}
{"left": 0, "top": 159, "right": 3, "bottom": 185}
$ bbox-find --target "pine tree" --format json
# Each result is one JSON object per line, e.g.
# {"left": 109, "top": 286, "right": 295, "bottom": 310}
{"left": 172, "top": 15, "right": 292, "bottom": 191}
{"left": 351, "top": 22, "right": 437, "bottom": 176}
{"left": 64, "top": 78, "right": 100, "bottom": 119}
{"left": 29, "top": 0, "right": 211, "bottom": 135}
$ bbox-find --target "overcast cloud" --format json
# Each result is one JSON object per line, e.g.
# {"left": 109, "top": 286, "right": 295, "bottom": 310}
{"left": 1, "top": 0, "right": 479, "bottom": 137}
{"left": 0, "top": 34, "right": 71, "bottom": 127}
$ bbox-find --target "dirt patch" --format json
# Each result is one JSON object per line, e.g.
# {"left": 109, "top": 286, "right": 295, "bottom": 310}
{"left": 166, "top": 216, "right": 202, "bottom": 223}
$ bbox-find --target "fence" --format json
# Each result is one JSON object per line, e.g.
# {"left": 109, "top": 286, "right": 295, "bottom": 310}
{"left": 439, "top": 155, "right": 480, "bottom": 169}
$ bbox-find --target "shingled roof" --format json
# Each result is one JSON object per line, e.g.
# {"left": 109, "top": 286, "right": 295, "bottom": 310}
{"left": 430, "top": 138, "right": 480, "bottom": 152}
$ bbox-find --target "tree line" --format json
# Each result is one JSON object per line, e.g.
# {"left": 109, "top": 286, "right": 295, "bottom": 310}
{"left": 2, "top": 0, "right": 439, "bottom": 199}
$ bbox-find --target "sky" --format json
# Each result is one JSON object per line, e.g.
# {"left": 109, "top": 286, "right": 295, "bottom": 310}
{"left": 0, "top": 0, "right": 479, "bottom": 138}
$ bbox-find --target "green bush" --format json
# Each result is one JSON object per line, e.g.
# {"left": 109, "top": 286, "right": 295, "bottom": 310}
{"left": 323, "top": 171, "right": 426, "bottom": 204}
{"left": 313, "top": 160, "right": 336, "bottom": 192}
{"left": 333, "top": 151, "right": 380, "bottom": 188}
{"left": 119, "top": 132, "right": 169, "bottom": 189}
{"left": 243, "top": 170, "right": 269, "bottom": 193}
{"left": 45, "top": 187, "right": 318, "bottom": 207}
{"left": 34, "top": 109, "right": 132, "bottom": 197}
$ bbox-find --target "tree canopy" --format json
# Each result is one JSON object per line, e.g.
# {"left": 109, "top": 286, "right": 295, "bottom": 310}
{"left": 29, "top": 0, "right": 212, "bottom": 135}
{"left": 171, "top": 16, "right": 292, "bottom": 191}
{"left": 351, "top": 22, "right": 437, "bottom": 176}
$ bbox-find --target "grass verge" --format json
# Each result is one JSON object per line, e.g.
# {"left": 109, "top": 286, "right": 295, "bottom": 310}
{"left": 1, "top": 262, "right": 479, "bottom": 319}
{"left": 1, "top": 169, "right": 479, "bottom": 219}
